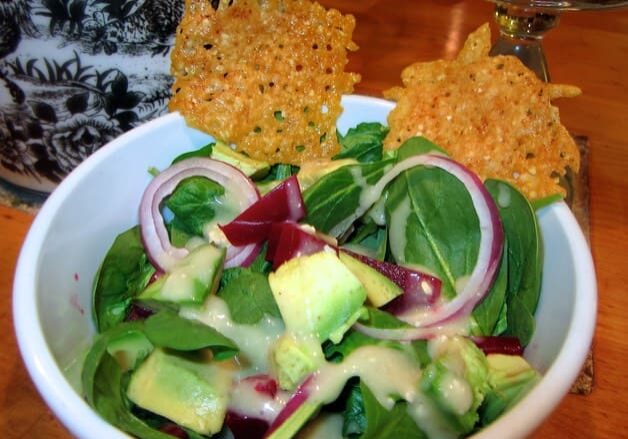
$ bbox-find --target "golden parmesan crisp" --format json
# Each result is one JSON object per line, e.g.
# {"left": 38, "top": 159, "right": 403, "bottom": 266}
{"left": 384, "top": 23, "right": 581, "bottom": 200}
{"left": 169, "top": 0, "right": 360, "bottom": 165}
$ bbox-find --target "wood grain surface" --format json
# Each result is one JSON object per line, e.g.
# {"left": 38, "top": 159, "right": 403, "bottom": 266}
{"left": 1, "top": 1, "right": 627, "bottom": 437}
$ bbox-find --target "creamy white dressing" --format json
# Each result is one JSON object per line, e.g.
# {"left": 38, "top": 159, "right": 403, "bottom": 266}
{"left": 180, "top": 296, "right": 284, "bottom": 374}
{"left": 430, "top": 335, "right": 471, "bottom": 357}
{"left": 388, "top": 197, "right": 412, "bottom": 264}
{"left": 428, "top": 336, "right": 474, "bottom": 414}
{"left": 439, "top": 372, "right": 473, "bottom": 415}
{"left": 310, "top": 346, "right": 421, "bottom": 410}
{"left": 496, "top": 182, "right": 512, "bottom": 208}
{"left": 203, "top": 224, "right": 231, "bottom": 249}
{"left": 366, "top": 190, "right": 388, "bottom": 226}
{"left": 407, "top": 395, "right": 459, "bottom": 439}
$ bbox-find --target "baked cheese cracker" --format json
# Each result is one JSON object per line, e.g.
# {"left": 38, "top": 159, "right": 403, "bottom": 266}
{"left": 169, "top": 0, "right": 360, "bottom": 165}
{"left": 384, "top": 23, "right": 581, "bottom": 200}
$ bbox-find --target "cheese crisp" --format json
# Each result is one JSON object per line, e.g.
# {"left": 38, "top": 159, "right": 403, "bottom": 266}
{"left": 384, "top": 24, "right": 581, "bottom": 200}
{"left": 169, "top": 0, "right": 360, "bottom": 165}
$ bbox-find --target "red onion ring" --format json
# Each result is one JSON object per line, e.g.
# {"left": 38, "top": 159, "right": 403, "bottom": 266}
{"left": 352, "top": 320, "right": 464, "bottom": 341}
{"left": 352, "top": 154, "right": 504, "bottom": 340}
{"left": 139, "top": 158, "right": 260, "bottom": 272}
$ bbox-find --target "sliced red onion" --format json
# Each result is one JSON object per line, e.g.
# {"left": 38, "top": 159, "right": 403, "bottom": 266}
{"left": 352, "top": 320, "right": 465, "bottom": 341}
{"left": 264, "top": 375, "right": 314, "bottom": 438}
{"left": 266, "top": 222, "right": 336, "bottom": 270}
{"left": 225, "top": 241, "right": 263, "bottom": 268}
{"left": 471, "top": 336, "right": 524, "bottom": 356}
{"left": 226, "top": 374, "right": 283, "bottom": 439}
{"left": 349, "top": 154, "right": 503, "bottom": 338}
{"left": 220, "top": 176, "right": 305, "bottom": 246}
{"left": 139, "top": 157, "right": 259, "bottom": 272}
{"left": 225, "top": 412, "right": 269, "bottom": 439}
{"left": 341, "top": 249, "right": 441, "bottom": 309}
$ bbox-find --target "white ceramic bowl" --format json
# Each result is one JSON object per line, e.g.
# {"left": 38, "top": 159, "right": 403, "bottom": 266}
{"left": 13, "top": 95, "right": 597, "bottom": 439}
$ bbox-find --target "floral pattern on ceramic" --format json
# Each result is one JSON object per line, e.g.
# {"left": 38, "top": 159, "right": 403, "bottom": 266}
{"left": 0, "top": 0, "right": 183, "bottom": 191}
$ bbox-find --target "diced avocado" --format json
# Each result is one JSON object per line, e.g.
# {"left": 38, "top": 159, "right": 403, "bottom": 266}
{"left": 212, "top": 141, "right": 270, "bottom": 179}
{"left": 139, "top": 244, "right": 225, "bottom": 305}
{"left": 127, "top": 348, "right": 234, "bottom": 435}
{"left": 105, "top": 328, "right": 153, "bottom": 372}
{"left": 297, "top": 158, "right": 357, "bottom": 191}
{"left": 268, "top": 251, "right": 367, "bottom": 344}
{"left": 421, "top": 336, "right": 490, "bottom": 434}
{"left": 271, "top": 333, "right": 323, "bottom": 391}
{"left": 479, "top": 354, "right": 540, "bottom": 425}
{"left": 338, "top": 252, "right": 403, "bottom": 307}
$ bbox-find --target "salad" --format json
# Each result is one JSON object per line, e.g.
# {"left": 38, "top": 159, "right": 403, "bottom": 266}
{"left": 82, "top": 121, "right": 547, "bottom": 439}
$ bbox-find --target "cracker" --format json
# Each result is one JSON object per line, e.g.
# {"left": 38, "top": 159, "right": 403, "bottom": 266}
{"left": 169, "top": 0, "right": 360, "bottom": 165}
{"left": 384, "top": 23, "right": 581, "bottom": 200}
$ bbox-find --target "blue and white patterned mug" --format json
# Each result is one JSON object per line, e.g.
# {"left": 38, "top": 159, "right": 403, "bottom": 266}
{"left": 0, "top": 0, "right": 182, "bottom": 192}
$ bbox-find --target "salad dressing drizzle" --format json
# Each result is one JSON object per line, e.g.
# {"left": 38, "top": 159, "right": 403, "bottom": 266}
{"left": 180, "top": 296, "right": 284, "bottom": 375}
{"left": 388, "top": 197, "right": 411, "bottom": 264}
{"left": 311, "top": 346, "right": 421, "bottom": 409}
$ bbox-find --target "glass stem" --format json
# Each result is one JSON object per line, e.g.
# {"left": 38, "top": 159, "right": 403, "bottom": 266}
{"left": 490, "top": 35, "right": 551, "bottom": 82}
{"left": 490, "top": 4, "right": 560, "bottom": 83}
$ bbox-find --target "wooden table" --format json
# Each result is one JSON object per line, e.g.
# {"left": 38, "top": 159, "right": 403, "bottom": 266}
{"left": 1, "top": 1, "right": 627, "bottom": 437}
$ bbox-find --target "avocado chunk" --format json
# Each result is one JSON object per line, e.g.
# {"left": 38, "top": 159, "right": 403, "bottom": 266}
{"left": 127, "top": 348, "right": 234, "bottom": 435}
{"left": 139, "top": 244, "right": 225, "bottom": 305}
{"left": 212, "top": 141, "right": 270, "bottom": 179}
{"left": 105, "top": 328, "right": 153, "bottom": 372}
{"left": 479, "top": 354, "right": 540, "bottom": 425}
{"left": 268, "top": 251, "right": 367, "bottom": 344}
{"left": 297, "top": 158, "right": 357, "bottom": 191}
{"left": 421, "top": 336, "right": 490, "bottom": 434}
{"left": 271, "top": 333, "right": 323, "bottom": 391}
{"left": 338, "top": 252, "right": 403, "bottom": 307}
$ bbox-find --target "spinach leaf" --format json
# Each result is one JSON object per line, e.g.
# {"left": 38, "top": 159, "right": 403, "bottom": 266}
{"left": 167, "top": 219, "right": 194, "bottom": 247}
{"left": 471, "top": 244, "right": 508, "bottom": 336}
{"left": 344, "top": 219, "right": 388, "bottom": 260}
{"left": 81, "top": 323, "right": 172, "bottom": 439}
{"left": 144, "top": 310, "right": 238, "bottom": 359}
{"left": 94, "top": 227, "right": 155, "bottom": 332}
{"left": 361, "top": 307, "right": 413, "bottom": 329}
{"left": 485, "top": 180, "right": 542, "bottom": 346}
{"left": 256, "top": 163, "right": 299, "bottom": 183}
{"left": 396, "top": 136, "right": 448, "bottom": 158}
{"left": 493, "top": 302, "right": 508, "bottom": 335}
{"left": 334, "top": 122, "right": 388, "bottom": 163}
{"left": 83, "top": 322, "right": 147, "bottom": 403}
{"left": 325, "top": 329, "right": 430, "bottom": 368}
{"left": 217, "top": 267, "right": 280, "bottom": 324}
{"left": 343, "top": 379, "right": 367, "bottom": 437}
{"left": 303, "top": 159, "right": 394, "bottom": 237}
{"left": 244, "top": 244, "right": 272, "bottom": 275}
{"left": 355, "top": 382, "right": 427, "bottom": 439}
{"left": 385, "top": 162, "right": 480, "bottom": 299}
{"left": 92, "top": 354, "right": 175, "bottom": 439}
{"left": 505, "top": 294, "right": 536, "bottom": 346}
{"left": 171, "top": 143, "right": 214, "bottom": 164}
{"left": 165, "top": 176, "right": 225, "bottom": 237}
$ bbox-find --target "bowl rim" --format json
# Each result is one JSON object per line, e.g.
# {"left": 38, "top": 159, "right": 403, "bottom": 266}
{"left": 12, "top": 94, "right": 597, "bottom": 439}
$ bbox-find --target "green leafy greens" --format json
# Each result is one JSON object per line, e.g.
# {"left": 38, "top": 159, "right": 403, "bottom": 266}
{"left": 93, "top": 227, "right": 155, "bottom": 332}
